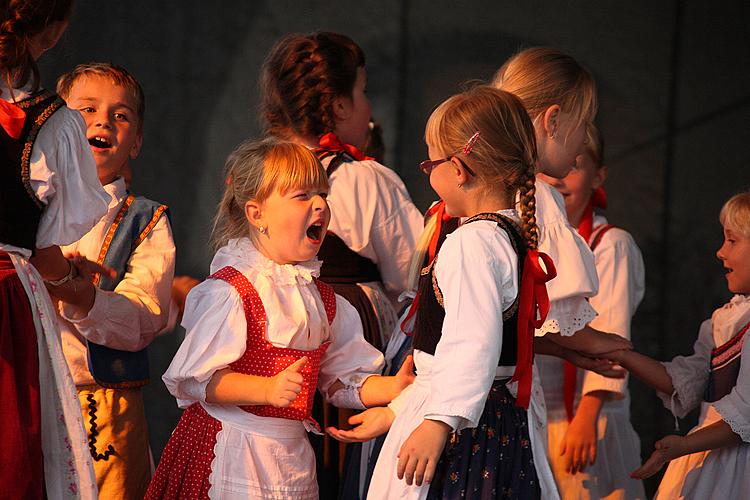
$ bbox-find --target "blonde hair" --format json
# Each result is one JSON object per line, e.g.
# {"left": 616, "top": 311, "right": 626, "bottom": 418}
{"left": 584, "top": 123, "right": 604, "bottom": 167}
{"left": 492, "top": 47, "right": 598, "bottom": 136}
{"left": 211, "top": 138, "right": 328, "bottom": 249}
{"left": 407, "top": 86, "right": 538, "bottom": 288}
{"left": 720, "top": 191, "right": 750, "bottom": 238}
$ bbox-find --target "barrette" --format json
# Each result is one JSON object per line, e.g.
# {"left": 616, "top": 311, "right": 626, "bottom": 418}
{"left": 463, "top": 131, "right": 481, "bottom": 155}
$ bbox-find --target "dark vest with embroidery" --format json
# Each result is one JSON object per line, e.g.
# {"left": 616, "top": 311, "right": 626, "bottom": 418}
{"left": 314, "top": 149, "right": 384, "bottom": 348}
{"left": 86, "top": 194, "right": 170, "bottom": 388}
{"left": 705, "top": 320, "right": 750, "bottom": 402}
{"left": 412, "top": 213, "right": 525, "bottom": 367}
{"left": 0, "top": 91, "right": 64, "bottom": 251}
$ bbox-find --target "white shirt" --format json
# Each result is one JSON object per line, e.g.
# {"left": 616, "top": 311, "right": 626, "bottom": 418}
{"left": 325, "top": 158, "right": 424, "bottom": 296}
{"left": 533, "top": 179, "right": 599, "bottom": 336}
{"left": 0, "top": 83, "right": 109, "bottom": 256}
{"left": 58, "top": 178, "right": 176, "bottom": 386}
{"left": 163, "top": 238, "right": 385, "bottom": 422}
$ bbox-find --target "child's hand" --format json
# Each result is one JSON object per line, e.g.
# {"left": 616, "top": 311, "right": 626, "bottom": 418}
{"left": 563, "top": 350, "right": 626, "bottom": 379}
{"left": 265, "top": 356, "right": 307, "bottom": 408}
{"left": 560, "top": 406, "right": 599, "bottom": 474}
{"left": 630, "top": 435, "right": 686, "bottom": 479}
{"left": 397, "top": 419, "right": 451, "bottom": 486}
{"left": 579, "top": 331, "right": 632, "bottom": 356}
{"left": 393, "top": 355, "right": 416, "bottom": 393}
{"left": 326, "top": 406, "right": 395, "bottom": 443}
{"left": 593, "top": 349, "right": 629, "bottom": 364}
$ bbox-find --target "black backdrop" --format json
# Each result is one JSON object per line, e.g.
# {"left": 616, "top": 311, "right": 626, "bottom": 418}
{"left": 39, "top": 1, "right": 750, "bottom": 495}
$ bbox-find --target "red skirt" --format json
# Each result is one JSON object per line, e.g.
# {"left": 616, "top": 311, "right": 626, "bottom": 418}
{"left": 146, "top": 403, "right": 222, "bottom": 500}
{"left": 0, "top": 251, "right": 43, "bottom": 499}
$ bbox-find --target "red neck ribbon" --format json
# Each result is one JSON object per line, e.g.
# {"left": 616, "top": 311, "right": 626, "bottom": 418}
{"left": 317, "top": 132, "right": 374, "bottom": 161}
{"left": 513, "top": 250, "right": 556, "bottom": 409}
{"left": 400, "top": 200, "right": 453, "bottom": 335}
{"left": 562, "top": 186, "right": 607, "bottom": 420}
{"left": 0, "top": 99, "right": 25, "bottom": 140}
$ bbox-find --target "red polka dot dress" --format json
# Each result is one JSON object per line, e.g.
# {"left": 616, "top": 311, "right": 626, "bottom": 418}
{"left": 146, "top": 239, "right": 385, "bottom": 499}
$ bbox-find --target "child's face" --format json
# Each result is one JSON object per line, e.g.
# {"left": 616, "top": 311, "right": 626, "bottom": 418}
{"left": 537, "top": 150, "right": 606, "bottom": 227}
{"left": 717, "top": 225, "right": 750, "bottom": 294}
{"left": 251, "top": 185, "right": 330, "bottom": 265}
{"left": 537, "top": 112, "right": 588, "bottom": 179}
{"left": 424, "top": 141, "right": 466, "bottom": 217}
{"left": 65, "top": 75, "right": 142, "bottom": 186}
{"left": 333, "top": 67, "right": 372, "bottom": 151}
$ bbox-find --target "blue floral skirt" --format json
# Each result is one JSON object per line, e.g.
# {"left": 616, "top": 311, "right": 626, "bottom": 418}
{"left": 426, "top": 381, "right": 540, "bottom": 500}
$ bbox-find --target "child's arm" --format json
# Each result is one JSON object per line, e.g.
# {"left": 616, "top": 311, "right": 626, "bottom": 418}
{"left": 546, "top": 325, "right": 632, "bottom": 355}
{"left": 534, "top": 336, "right": 626, "bottom": 378}
{"left": 604, "top": 349, "right": 674, "bottom": 395}
{"left": 205, "top": 357, "right": 308, "bottom": 407}
{"left": 631, "top": 420, "right": 742, "bottom": 479}
{"left": 559, "top": 391, "right": 610, "bottom": 474}
{"left": 355, "top": 354, "right": 415, "bottom": 407}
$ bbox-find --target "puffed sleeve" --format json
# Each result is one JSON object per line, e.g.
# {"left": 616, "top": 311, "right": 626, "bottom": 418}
{"left": 656, "top": 319, "right": 713, "bottom": 417}
{"left": 533, "top": 180, "right": 598, "bottom": 336}
{"left": 30, "top": 106, "right": 109, "bottom": 247}
{"left": 424, "top": 223, "right": 518, "bottom": 431}
{"left": 582, "top": 228, "right": 645, "bottom": 396}
{"left": 162, "top": 279, "right": 248, "bottom": 408}
{"left": 318, "top": 295, "right": 385, "bottom": 407}
{"left": 712, "top": 339, "right": 750, "bottom": 442}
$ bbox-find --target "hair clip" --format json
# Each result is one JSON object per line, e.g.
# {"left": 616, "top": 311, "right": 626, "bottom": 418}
{"left": 463, "top": 131, "right": 481, "bottom": 155}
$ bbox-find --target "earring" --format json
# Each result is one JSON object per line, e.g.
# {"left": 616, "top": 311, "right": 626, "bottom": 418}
{"left": 258, "top": 225, "right": 266, "bottom": 234}
{"left": 457, "top": 183, "right": 463, "bottom": 189}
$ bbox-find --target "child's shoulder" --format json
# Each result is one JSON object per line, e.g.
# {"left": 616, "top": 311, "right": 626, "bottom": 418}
{"left": 442, "top": 215, "right": 519, "bottom": 265}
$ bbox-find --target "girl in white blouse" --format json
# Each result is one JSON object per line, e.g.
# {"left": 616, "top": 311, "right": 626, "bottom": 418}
{"left": 146, "top": 139, "right": 413, "bottom": 500}
{"left": 602, "top": 191, "right": 750, "bottom": 499}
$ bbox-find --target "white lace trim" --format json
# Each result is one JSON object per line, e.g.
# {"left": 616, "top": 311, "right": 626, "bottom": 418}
{"left": 657, "top": 362, "right": 701, "bottom": 420}
{"left": 222, "top": 238, "right": 322, "bottom": 286}
{"left": 329, "top": 385, "right": 366, "bottom": 410}
{"left": 535, "top": 299, "right": 597, "bottom": 337}
{"left": 207, "top": 423, "right": 225, "bottom": 500}
{"left": 713, "top": 398, "right": 750, "bottom": 442}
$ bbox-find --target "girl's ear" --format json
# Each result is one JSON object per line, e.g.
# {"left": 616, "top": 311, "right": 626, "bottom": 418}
{"left": 592, "top": 164, "right": 608, "bottom": 190}
{"left": 541, "top": 104, "right": 561, "bottom": 139}
{"left": 449, "top": 157, "right": 471, "bottom": 186}
{"left": 332, "top": 94, "right": 353, "bottom": 121}
{"left": 244, "top": 200, "right": 264, "bottom": 230}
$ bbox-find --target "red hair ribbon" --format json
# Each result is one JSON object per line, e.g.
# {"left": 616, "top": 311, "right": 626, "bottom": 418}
{"left": 400, "top": 200, "right": 454, "bottom": 335}
{"left": 562, "top": 185, "right": 607, "bottom": 420}
{"left": 0, "top": 99, "right": 25, "bottom": 140}
{"left": 317, "top": 132, "right": 374, "bottom": 162}
{"left": 513, "top": 250, "right": 556, "bottom": 409}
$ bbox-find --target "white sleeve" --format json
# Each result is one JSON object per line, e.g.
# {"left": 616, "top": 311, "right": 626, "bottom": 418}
{"left": 327, "top": 160, "right": 423, "bottom": 295}
{"left": 712, "top": 338, "right": 750, "bottom": 442}
{"left": 424, "top": 223, "right": 518, "bottom": 431}
{"left": 60, "top": 215, "right": 176, "bottom": 351}
{"left": 30, "top": 106, "right": 109, "bottom": 247}
{"left": 533, "top": 180, "right": 598, "bottom": 336}
{"left": 582, "top": 229, "right": 645, "bottom": 396}
{"left": 657, "top": 319, "right": 713, "bottom": 417}
{"left": 318, "top": 295, "right": 385, "bottom": 406}
{"left": 162, "top": 280, "right": 248, "bottom": 407}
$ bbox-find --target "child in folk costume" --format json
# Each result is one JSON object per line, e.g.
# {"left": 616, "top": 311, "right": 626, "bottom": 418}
{"left": 146, "top": 139, "right": 414, "bottom": 500}
{"left": 602, "top": 191, "right": 750, "bottom": 499}
{"left": 0, "top": 1, "right": 111, "bottom": 498}
{"left": 260, "top": 32, "right": 423, "bottom": 496}
{"left": 332, "top": 86, "right": 556, "bottom": 499}
{"left": 537, "top": 125, "right": 646, "bottom": 499}
{"left": 55, "top": 63, "right": 176, "bottom": 499}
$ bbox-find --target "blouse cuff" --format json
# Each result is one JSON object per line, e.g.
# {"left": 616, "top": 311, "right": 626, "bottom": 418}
{"left": 713, "top": 397, "right": 750, "bottom": 442}
{"left": 177, "top": 378, "right": 210, "bottom": 404}
{"left": 60, "top": 287, "right": 106, "bottom": 325}
{"left": 656, "top": 362, "right": 701, "bottom": 419}
{"left": 387, "top": 382, "right": 415, "bottom": 416}
{"left": 581, "top": 371, "right": 626, "bottom": 399}
{"left": 328, "top": 384, "right": 366, "bottom": 410}
{"left": 535, "top": 298, "right": 597, "bottom": 337}
{"left": 424, "top": 414, "right": 462, "bottom": 431}
{"left": 423, "top": 404, "right": 478, "bottom": 431}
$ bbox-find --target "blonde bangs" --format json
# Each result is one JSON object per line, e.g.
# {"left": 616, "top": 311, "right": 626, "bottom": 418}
{"left": 425, "top": 98, "right": 453, "bottom": 156}
{"left": 257, "top": 143, "right": 328, "bottom": 200}
{"left": 720, "top": 192, "right": 750, "bottom": 237}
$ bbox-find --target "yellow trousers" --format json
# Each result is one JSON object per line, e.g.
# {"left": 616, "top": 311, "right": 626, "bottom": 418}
{"left": 78, "top": 386, "right": 152, "bottom": 500}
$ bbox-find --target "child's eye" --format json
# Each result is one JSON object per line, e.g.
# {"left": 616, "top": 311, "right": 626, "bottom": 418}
{"left": 80, "top": 107, "right": 95, "bottom": 113}
{"left": 293, "top": 192, "right": 309, "bottom": 200}
{"left": 114, "top": 113, "right": 129, "bottom": 121}
{"left": 319, "top": 192, "right": 328, "bottom": 200}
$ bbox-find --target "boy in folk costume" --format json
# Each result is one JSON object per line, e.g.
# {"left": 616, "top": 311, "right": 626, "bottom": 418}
{"left": 55, "top": 63, "right": 175, "bottom": 499}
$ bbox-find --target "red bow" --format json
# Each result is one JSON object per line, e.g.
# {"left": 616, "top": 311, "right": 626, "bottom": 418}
{"left": 561, "top": 186, "right": 607, "bottom": 420}
{"left": 317, "top": 132, "right": 373, "bottom": 161}
{"left": 0, "top": 99, "right": 26, "bottom": 139}
{"left": 513, "top": 250, "right": 556, "bottom": 409}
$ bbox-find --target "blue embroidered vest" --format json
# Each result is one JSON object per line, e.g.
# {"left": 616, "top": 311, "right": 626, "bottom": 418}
{"left": 87, "top": 193, "right": 169, "bottom": 388}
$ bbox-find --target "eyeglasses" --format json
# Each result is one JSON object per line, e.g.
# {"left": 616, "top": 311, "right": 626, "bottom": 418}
{"left": 419, "top": 131, "right": 480, "bottom": 177}
{"left": 419, "top": 156, "right": 476, "bottom": 176}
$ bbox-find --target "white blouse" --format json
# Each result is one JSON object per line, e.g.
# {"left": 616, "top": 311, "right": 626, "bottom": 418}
{"left": 325, "top": 158, "right": 424, "bottom": 296}
{"left": 533, "top": 179, "right": 599, "bottom": 336}
{"left": 58, "top": 178, "right": 176, "bottom": 386}
{"left": 0, "top": 83, "right": 109, "bottom": 256}
{"left": 163, "top": 238, "right": 385, "bottom": 416}
{"left": 420, "top": 212, "right": 520, "bottom": 431}
{"left": 659, "top": 294, "right": 750, "bottom": 441}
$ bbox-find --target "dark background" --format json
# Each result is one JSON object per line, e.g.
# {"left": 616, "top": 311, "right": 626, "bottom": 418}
{"left": 40, "top": 1, "right": 750, "bottom": 496}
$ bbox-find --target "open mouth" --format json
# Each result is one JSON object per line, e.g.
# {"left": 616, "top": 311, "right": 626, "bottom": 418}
{"left": 89, "top": 136, "right": 112, "bottom": 149}
{"left": 306, "top": 223, "right": 323, "bottom": 242}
